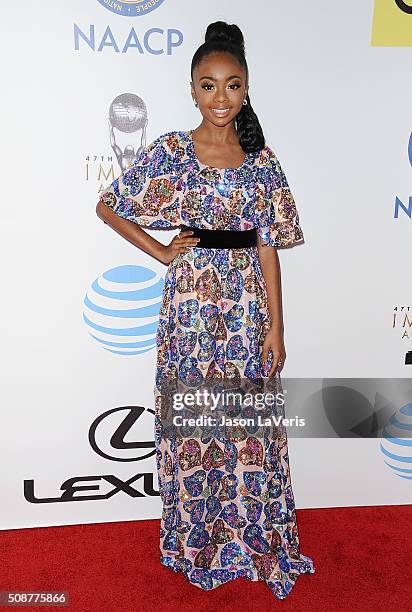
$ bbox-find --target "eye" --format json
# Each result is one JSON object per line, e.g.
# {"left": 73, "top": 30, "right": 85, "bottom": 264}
{"left": 200, "top": 82, "right": 242, "bottom": 91}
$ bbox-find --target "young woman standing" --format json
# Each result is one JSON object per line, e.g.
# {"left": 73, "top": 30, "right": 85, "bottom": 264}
{"left": 96, "top": 20, "right": 315, "bottom": 600}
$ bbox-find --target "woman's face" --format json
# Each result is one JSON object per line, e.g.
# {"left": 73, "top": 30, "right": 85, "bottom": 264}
{"left": 191, "top": 51, "right": 248, "bottom": 128}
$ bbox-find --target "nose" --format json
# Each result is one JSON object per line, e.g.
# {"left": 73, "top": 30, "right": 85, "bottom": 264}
{"left": 213, "top": 87, "right": 228, "bottom": 104}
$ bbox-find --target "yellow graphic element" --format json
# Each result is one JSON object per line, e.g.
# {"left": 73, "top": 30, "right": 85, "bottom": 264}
{"left": 371, "top": 0, "right": 412, "bottom": 46}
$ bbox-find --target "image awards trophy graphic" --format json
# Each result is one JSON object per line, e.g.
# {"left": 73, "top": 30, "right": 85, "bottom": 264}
{"left": 108, "top": 93, "right": 148, "bottom": 173}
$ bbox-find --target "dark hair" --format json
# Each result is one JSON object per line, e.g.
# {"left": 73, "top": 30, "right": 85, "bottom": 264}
{"left": 191, "top": 21, "right": 265, "bottom": 153}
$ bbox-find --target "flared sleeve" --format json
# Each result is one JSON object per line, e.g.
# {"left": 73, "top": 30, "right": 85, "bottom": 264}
{"left": 255, "top": 145, "right": 304, "bottom": 247}
{"left": 98, "top": 132, "right": 182, "bottom": 229}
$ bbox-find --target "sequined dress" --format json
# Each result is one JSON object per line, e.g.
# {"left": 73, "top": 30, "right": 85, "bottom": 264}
{"left": 99, "top": 130, "right": 315, "bottom": 599}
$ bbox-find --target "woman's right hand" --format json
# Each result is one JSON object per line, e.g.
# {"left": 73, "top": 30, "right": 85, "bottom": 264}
{"left": 159, "top": 230, "right": 200, "bottom": 265}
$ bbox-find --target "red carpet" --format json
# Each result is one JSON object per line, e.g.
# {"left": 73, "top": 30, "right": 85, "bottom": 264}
{"left": 0, "top": 505, "right": 410, "bottom": 611}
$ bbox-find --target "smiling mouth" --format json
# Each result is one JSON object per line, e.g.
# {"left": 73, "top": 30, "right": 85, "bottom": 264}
{"left": 211, "top": 108, "right": 230, "bottom": 116}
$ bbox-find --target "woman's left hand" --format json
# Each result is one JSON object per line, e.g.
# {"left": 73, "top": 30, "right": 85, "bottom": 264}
{"left": 262, "top": 327, "right": 286, "bottom": 377}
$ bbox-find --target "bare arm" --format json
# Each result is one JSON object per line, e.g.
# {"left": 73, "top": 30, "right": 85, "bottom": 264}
{"left": 96, "top": 200, "right": 199, "bottom": 265}
{"left": 257, "top": 234, "right": 286, "bottom": 376}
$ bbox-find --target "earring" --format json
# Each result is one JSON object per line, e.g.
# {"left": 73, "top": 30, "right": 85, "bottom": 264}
{"left": 243, "top": 99, "right": 247, "bottom": 106}
{"left": 193, "top": 100, "right": 198, "bottom": 107}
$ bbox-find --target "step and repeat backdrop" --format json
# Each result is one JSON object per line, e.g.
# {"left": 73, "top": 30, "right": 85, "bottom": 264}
{"left": 1, "top": 0, "right": 411, "bottom": 530}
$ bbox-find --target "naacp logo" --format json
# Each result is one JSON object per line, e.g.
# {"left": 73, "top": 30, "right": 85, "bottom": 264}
{"left": 394, "top": 131, "right": 412, "bottom": 220}
{"left": 409, "top": 131, "right": 412, "bottom": 166}
{"left": 97, "top": 0, "right": 166, "bottom": 17}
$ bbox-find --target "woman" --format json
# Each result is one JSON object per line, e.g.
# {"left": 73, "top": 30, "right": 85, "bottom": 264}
{"left": 96, "top": 20, "right": 315, "bottom": 600}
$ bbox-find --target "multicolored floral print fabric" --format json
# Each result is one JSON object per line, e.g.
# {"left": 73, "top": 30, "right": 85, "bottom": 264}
{"left": 98, "top": 129, "right": 304, "bottom": 247}
{"left": 99, "top": 130, "right": 315, "bottom": 599}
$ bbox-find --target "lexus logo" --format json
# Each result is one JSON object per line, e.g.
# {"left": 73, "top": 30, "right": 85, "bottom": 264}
{"left": 89, "top": 406, "right": 156, "bottom": 462}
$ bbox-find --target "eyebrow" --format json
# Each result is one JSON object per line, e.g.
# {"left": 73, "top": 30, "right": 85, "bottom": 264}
{"left": 199, "top": 75, "right": 242, "bottom": 81}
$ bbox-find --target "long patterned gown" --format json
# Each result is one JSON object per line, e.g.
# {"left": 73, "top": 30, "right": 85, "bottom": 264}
{"left": 98, "top": 129, "right": 315, "bottom": 599}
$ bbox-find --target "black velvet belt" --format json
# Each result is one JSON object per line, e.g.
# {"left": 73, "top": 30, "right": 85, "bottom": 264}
{"left": 179, "top": 224, "right": 257, "bottom": 249}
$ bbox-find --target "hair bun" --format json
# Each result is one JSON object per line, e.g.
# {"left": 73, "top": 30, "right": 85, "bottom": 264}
{"left": 205, "top": 21, "right": 245, "bottom": 51}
